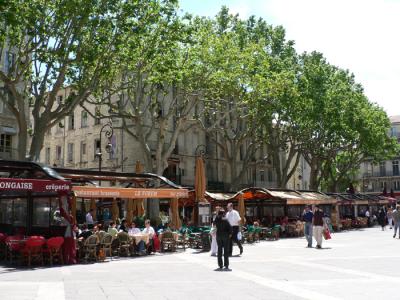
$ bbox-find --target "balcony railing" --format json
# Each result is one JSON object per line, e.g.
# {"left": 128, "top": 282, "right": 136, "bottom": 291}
{"left": 363, "top": 170, "right": 400, "bottom": 178}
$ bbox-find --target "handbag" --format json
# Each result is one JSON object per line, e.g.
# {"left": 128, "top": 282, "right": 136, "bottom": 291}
{"left": 237, "top": 231, "right": 242, "bottom": 241}
{"left": 323, "top": 228, "right": 331, "bottom": 240}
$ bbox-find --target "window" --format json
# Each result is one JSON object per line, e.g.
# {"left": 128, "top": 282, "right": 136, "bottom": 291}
{"left": 395, "top": 181, "right": 400, "bottom": 191}
{"left": 94, "top": 139, "right": 100, "bottom": 158}
{"left": 0, "top": 134, "right": 12, "bottom": 153}
{"left": 13, "top": 198, "right": 27, "bottom": 226}
{"left": 0, "top": 199, "right": 13, "bottom": 224}
{"left": 81, "top": 111, "right": 88, "bottom": 128}
{"left": 80, "top": 142, "right": 86, "bottom": 162}
{"left": 57, "top": 95, "right": 63, "bottom": 105}
{"left": 393, "top": 161, "right": 399, "bottom": 176}
{"left": 45, "top": 147, "right": 50, "bottom": 165}
{"left": 0, "top": 100, "right": 3, "bottom": 113}
{"left": 259, "top": 170, "right": 265, "bottom": 182}
{"left": 55, "top": 145, "right": 62, "bottom": 160}
{"left": 68, "top": 114, "right": 75, "bottom": 130}
{"left": 5, "top": 51, "right": 15, "bottom": 73}
{"left": 67, "top": 143, "right": 74, "bottom": 162}
{"left": 390, "top": 127, "right": 397, "bottom": 137}
{"left": 379, "top": 162, "right": 386, "bottom": 176}
{"left": 267, "top": 170, "right": 273, "bottom": 182}
{"left": 95, "top": 117, "right": 101, "bottom": 125}
{"left": 32, "top": 198, "right": 50, "bottom": 227}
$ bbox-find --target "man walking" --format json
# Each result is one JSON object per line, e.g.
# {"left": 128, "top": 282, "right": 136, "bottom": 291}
{"left": 392, "top": 206, "right": 400, "bottom": 238}
{"left": 313, "top": 205, "right": 325, "bottom": 249}
{"left": 302, "top": 205, "right": 314, "bottom": 248}
{"left": 215, "top": 209, "right": 232, "bottom": 271}
{"left": 226, "top": 203, "right": 243, "bottom": 256}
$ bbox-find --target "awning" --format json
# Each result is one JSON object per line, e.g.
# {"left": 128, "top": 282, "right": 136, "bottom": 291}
{"left": 72, "top": 186, "right": 189, "bottom": 199}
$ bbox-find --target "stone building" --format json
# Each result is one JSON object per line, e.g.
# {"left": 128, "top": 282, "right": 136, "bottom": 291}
{"left": 37, "top": 88, "right": 285, "bottom": 192}
{"left": 359, "top": 115, "right": 400, "bottom": 197}
{"left": 0, "top": 47, "right": 26, "bottom": 160}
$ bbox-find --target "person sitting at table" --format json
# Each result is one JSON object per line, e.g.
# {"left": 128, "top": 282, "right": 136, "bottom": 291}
{"left": 78, "top": 224, "right": 92, "bottom": 240}
{"left": 142, "top": 219, "right": 155, "bottom": 253}
{"left": 128, "top": 222, "right": 141, "bottom": 236}
{"left": 118, "top": 219, "right": 128, "bottom": 233}
{"left": 127, "top": 222, "right": 145, "bottom": 254}
{"left": 107, "top": 221, "right": 118, "bottom": 238}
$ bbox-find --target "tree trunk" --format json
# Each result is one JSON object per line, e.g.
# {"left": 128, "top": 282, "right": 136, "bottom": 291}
{"left": 16, "top": 116, "right": 28, "bottom": 160}
{"left": 309, "top": 158, "right": 320, "bottom": 190}
{"left": 28, "top": 122, "right": 47, "bottom": 162}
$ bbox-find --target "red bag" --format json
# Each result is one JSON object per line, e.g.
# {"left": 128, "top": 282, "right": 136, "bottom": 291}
{"left": 323, "top": 228, "right": 331, "bottom": 240}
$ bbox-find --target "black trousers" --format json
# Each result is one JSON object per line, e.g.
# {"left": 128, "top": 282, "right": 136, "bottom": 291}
{"left": 217, "top": 236, "right": 230, "bottom": 268}
{"left": 229, "top": 226, "right": 243, "bottom": 255}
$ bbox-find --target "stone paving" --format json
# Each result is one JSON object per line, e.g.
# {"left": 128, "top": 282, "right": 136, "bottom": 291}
{"left": 1, "top": 227, "right": 400, "bottom": 300}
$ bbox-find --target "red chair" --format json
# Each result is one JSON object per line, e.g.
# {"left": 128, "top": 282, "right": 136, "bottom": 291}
{"left": 45, "top": 237, "right": 64, "bottom": 265}
{"left": 21, "top": 236, "right": 45, "bottom": 267}
{"left": 5, "top": 235, "right": 24, "bottom": 264}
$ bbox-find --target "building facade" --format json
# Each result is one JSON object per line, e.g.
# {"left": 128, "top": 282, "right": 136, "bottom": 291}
{"left": 0, "top": 47, "right": 25, "bottom": 160}
{"left": 359, "top": 115, "right": 400, "bottom": 196}
{"left": 37, "top": 89, "right": 287, "bottom": 192}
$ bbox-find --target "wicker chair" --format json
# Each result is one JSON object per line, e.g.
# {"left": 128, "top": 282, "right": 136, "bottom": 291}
{"left": 21, "top": 236, "right": 46, "bottom": 267}
{"left": 100, "top": 233, "right": 113, "bottom": 258}
{"left": 176, "top": 232, "right": 188, "bottom": 250}
{"left": 117, "top": 232, "right": 131, "bottom": 256}
{"left": 160, "top": 231, "right": 176, "bottom": 252}
{"left": 83, "top": 235, "right": 99, "bottom": 262}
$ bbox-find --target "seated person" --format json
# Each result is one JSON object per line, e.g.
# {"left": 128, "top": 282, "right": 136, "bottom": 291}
{"left": 128, "top": 222, "right": 145, "bottom": 254}
{"left": 78, "top": 224, "right": 92, "bottom": 240}
{"left": 128, "top": 221, "right": 141, "bottom": 236}
{"left": 118, "top": 219, "right": 128, "bottom": 233}
{"left": 107, "top": 221, "right": 118, "bottom": 238}
{"left": 142, "top": 219, "right": 155, "bottom": 253}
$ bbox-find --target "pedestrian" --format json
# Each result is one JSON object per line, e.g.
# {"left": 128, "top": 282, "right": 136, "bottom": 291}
{"left": 302, "top": 205, "right": 314, "bottom": 248}
{"left": 365, "top": 209, "right": 371, "bottom": 227}
{"left": 215, "top": 209, "right": 232, "bottom": 271}
{"left": 392, "top": 206, "right": 400, "bottom": 238}
{"left": 226, "top": 203, "right": 243, "bottom": 256}
{"left": 387, "top": 207, "right": 393, "bottom": 229}
{"left": 378, "top": 208, "right": 386, "bottom": 231}
{"left": 313, "top": 205, "right": 325, "bottom": 249}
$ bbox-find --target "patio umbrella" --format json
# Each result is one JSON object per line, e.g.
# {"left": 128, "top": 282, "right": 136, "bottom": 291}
{"left": 90, "top": 199, "right": 97, "bottom": 221}
{"left": 170, "top": 198, "right": 181, "bottom": 230}
{"left": 135, "top": 160, "right": 144, "bottom": 173}
{"left": 193, "top": 157, "right": 206, "bottom": 224}
{"left": 111, "top": 198, "right": 119, "bottom": 222}
{"left": 135, "top": 161, "right": 145, "bottom": 217}
{"left": 134, "top": 199, "right": 145, "bottom": 216}
{"left": 238, "top": 193, "right": 245, "bottom": 225}
{"left": 126, "top": 199, "right": 134, "bottom": 224}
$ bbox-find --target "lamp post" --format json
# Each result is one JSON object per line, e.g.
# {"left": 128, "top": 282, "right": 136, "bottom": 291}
{"left": 95, "top": 120, "right": 114, "bottom": 181}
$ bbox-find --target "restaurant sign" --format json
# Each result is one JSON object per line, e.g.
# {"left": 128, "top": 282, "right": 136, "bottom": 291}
{"left": 72, "top": 186, "right": 189, "bottom": 199}
{"left": 0, "top": 178, "right": 71, "bottom": 192}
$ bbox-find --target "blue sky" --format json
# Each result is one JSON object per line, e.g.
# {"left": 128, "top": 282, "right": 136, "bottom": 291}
{"left": 179, "top": 0, "right": 400, "bottom": 117}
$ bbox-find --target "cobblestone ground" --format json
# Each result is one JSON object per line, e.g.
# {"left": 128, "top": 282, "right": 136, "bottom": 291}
{"left": 1, "top": 227, "right": 400, "bottom": 300}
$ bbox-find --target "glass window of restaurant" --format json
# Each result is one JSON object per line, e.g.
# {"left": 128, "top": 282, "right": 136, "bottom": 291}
{"left": 32, "top": 198, "right": 51, "bottom": 227}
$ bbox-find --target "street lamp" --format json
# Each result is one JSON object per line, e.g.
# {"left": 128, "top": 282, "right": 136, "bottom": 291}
{"left": 95, "top": 120, "right": 114, "bottom": 178}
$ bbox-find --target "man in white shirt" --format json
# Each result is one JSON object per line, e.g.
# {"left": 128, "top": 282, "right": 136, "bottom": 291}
{"left": 142, "top": 219, "right": 155, "bottom": 253}
{"left": 226, "top": 203, "right": 243, "bottom": 256}
{"left": 128, "top": 222, "right": 141, "bottom": 236}
{"left": 86, "top": 209, "right": 94, "bottom": 228}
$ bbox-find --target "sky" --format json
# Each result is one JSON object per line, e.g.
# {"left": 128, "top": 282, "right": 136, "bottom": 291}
{"left": 179, "top": 0, "right": 400, "bottom": 117}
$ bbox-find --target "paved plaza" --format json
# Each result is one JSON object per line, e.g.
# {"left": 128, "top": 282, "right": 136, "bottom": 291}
{"left": 1, "top": 227, "right": 400, "bottom": 300}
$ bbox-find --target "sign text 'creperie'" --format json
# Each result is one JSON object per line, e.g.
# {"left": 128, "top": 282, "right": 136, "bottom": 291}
{"left": 0, "top": 178, "right": 71, "bottom": 193}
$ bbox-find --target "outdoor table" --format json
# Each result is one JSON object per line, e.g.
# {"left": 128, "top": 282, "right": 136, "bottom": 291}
{"left": 131, "top": 233, "right": 149, "bottom": 245}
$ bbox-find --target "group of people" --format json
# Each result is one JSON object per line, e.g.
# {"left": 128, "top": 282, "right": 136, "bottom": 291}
{"left": 210, "top": 203, "right": 244, "bottom": 271}
{"left": 302, "top": 205, "right": 329, "bottom": 249}
{"left": 374, "top": 205, "right": 400, "bottom": 238}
